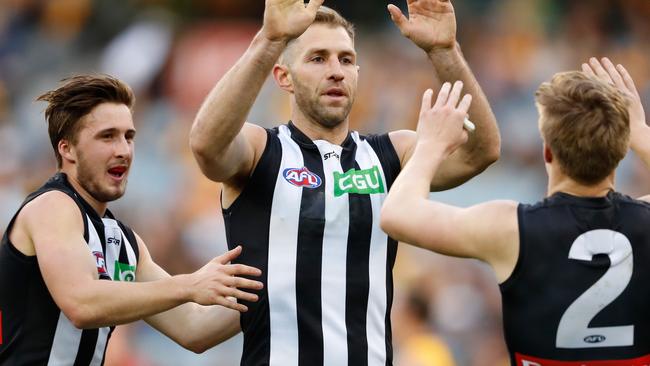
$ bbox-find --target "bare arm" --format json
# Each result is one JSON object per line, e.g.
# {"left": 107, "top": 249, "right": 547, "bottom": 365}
{"left": 381, "top": 85, "right": 518, "bottom": 282}
{"left": 388, "top": 0, "right": 500, "bottom": 191}
{"left": 139, "top": 237, "right": 254, "bottom": 353}
{"left": 189, "top": 0, "right": 324, "bottom": 183}
{"left": 19, "top": 191, "right": 262, "bottom": 330}
{"left": 582, "top": 58, "right": 650, "bottom": 202}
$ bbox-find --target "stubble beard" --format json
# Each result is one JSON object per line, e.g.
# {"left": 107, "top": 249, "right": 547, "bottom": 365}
{"left": 76, "top": 152, "right": 126, "bottom": 203}
{"left": 293, "top": 79, "right": 354, "bottom": 129}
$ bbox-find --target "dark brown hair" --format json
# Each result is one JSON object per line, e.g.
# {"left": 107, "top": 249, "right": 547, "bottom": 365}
{"left": 535, "top": 71, "right": 630, "bottom": 185}
{"left": 36, "top": 74, "right": 135, "bottom": 168}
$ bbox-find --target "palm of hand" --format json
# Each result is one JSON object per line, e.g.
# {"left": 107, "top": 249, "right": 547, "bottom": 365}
{"left": 629, "top": 94, "right": 647, "bottom": 131}
{"left": 264, "top": 0, "right": 318, "bottom": 41}
{"left": 404, "top": 0, "right": 457, "bottom": 52}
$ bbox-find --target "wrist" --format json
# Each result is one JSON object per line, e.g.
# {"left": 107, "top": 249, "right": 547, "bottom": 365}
{"left": 258, "top": 28, "right": 291, "bottom": 47}
{"left": 413, "top": 139, "right": 450, "bottom": 163}
{"left": 426, "top": 42, "right": 462, "bottom": 65}
{"left": 172, "top": 274, "right": 194, "bottom": 303}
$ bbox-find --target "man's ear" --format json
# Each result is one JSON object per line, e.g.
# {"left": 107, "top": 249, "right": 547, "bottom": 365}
{"left": 273, "top": 64, "right": 293, "bottom": 93}
{"left": 58, "top": 139, "right": 76, "bottom": 164}
{"left": 543, "top": 143, "right": 553, "bottom": 163}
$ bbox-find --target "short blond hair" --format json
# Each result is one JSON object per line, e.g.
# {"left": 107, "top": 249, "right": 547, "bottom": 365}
{"left": 535, "top": 71, "right": 630, "bottom": 185}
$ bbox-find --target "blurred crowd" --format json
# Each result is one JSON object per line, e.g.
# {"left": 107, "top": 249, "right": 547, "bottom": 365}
{"left": 0, "top": 0, "right": 649, "bottom": 365}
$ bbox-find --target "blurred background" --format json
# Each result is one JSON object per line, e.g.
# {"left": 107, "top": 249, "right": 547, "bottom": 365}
{"left": 0, "top": 0, "right": 649, "bottom": 365}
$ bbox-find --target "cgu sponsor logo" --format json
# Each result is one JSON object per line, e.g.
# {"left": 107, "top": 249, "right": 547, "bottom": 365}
{"left": 113, "top": 261, "right": 136, "bottom": 282}
{"left": 93, "top": 251, "right": 108, "bottom": 274}
{"left": 283, "top": 167, "right": 322, "bottom": 189}
{"left": 333, "top": 166, "right": 385, "bottom": 197}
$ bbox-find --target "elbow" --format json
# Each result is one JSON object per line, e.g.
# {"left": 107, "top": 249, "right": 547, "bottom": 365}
{"left": 380, "top": 204, "right": 403, "bottom": 241}
{"left": 485, "top": 141, "right": 501, "bottom": 167}
{"left": 182, "top": 340, "right": 211, "bottom": 354}
{"left": 63, "top": 303, "right": 97, "bottom": 329}
{"left": 480, "top": 139, "right": 501, "bottom": 170}
{"left": 469, "top": 142, "right": 500, "bottom": 176}
{"left": 189, "top": 122, "right": 209, "bottom": 159}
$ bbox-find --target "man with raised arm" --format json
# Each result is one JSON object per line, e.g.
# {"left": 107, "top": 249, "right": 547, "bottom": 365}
{"left": 0, "top": 75, "right": 263, "bottom": 364}
{"left": 381, "top": 58, "right": 650, "bottom": 365}
{"left": 189, "top": 1, "right": 499, "bottom": 365}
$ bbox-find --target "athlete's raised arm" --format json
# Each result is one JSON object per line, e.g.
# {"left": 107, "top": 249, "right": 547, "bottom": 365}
{"left": 189, "top": 0, "right": 324, "bottom": 184}
{"left": 582, "top": 57, "right": 650, "bottom": 202}
{"left": 381, "top": 84, "right": 518, "bottom": 282}
{"left": 14, "top": 191, "right": 262, "bottom": 331}
{"left": 387, "top": 0, "right": 501, "bottom": 191}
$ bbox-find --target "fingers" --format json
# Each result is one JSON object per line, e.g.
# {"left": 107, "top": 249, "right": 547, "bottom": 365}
{"left": 582, "top": 63, "right": 596, "bottom": 78}
{"left": 228, "top": 287, "right": 260, "bottom": 303}
{"left": 434, "top": 82, "right": 452, "bottom": 108}
{"left": 225, "top": 263, "right": 262, "bottom": 277}
{"left": 231, "top": 277, "right": 264, "bottom": 290}
{"left": 601, "top": 57, "right": 625, "bottom": 90}
{"left": 420, "top": 89, "right": 434, "bottom": 115}
{"left": 446, "top": 81, "right": 464, "bottom": 108}
{"left": 306, "top": 0, "right": 325, "bottom": 15}
{"left": 457, "top": 94, "right": 473, "bottom": 114}
{"left": 217, "top": 297, "right": 249, "bottom": 312}
{"left": 588, "top": 57, "right": 614, "bottom": 84}
{"left": 616, "top": 63, "right": 640, "bottom": 97}
{"left": 387, "top": 4, "right": 409, "bottom": 34}
{"left": 216, "top": 245, "right": 242, "bottom": 264}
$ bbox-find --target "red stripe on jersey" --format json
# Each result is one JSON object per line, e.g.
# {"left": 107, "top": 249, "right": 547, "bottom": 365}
{"left": 516, "top": 352, "right": 650, "bottom": 366}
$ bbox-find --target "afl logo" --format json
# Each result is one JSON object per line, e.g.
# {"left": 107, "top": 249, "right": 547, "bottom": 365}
{"left": 584, "top": 335, "right": 606, "bottom": 344}
{"left": 283, "top": 167, "right": 322, "bottom": 188}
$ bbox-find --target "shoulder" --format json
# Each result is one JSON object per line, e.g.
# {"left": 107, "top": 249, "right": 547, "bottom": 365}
{"left": 21, "top": 190, "right": 83, "bottom": 224}
{"left": 386, "top": 129, "right": 415, "bottom": 160}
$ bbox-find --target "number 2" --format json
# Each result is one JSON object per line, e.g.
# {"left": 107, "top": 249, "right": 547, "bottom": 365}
{"left": 556, "top": 229, "right": 634, "bottom": 348}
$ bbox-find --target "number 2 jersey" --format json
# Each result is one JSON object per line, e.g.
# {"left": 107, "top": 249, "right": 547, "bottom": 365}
{"left": 501, "top": 191, "right": 650, "bottom": 365}
{"left": 0, "top": 173, "right": 139, "bottom": 365}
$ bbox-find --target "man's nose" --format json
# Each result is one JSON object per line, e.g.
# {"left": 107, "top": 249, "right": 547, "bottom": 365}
{"left": 114, "top": 137, "right": 132, "bottom": 159}
{"left": 328, "top": 59, "right": 345, "bottom": 81}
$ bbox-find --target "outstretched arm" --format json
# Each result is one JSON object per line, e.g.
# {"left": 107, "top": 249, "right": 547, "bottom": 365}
{"left": 380, "top": 83, "right": 518, "bottom": 282}
{"left": 582, "top": 57, "right": 650, "bottom": 202}
{"left": 139, "top": 239, "right": 260, "bottom": 353}
{"left": 388, "top": 0, "right": 500, "bottom": 191}
{"left": 18, "top": 191, "right": 262, "bottom": 331}
{"left": 190, "top": 0, "right": 324, "bottom": 183}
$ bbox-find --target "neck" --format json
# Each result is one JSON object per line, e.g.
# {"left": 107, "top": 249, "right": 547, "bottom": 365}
{"left": 291, "top": 108, "right": 349, "bottom": 145}
{"left": 547, "top": 173, "right": 615, "bottom": 198}
{"left": 61, "top": 169, "right": 108, "bottom": 216}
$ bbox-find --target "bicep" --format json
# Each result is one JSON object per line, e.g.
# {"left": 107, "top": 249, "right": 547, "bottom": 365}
{"left": 25, "top": 192, "right": 97, "bottom": 311}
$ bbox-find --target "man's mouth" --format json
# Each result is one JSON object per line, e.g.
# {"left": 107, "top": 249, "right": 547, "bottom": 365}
{"left": 107, "top": 166, "right": 127, "bottom": 179}
{"left": 323, "top": 88, "right": 347, "bottom": 97}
